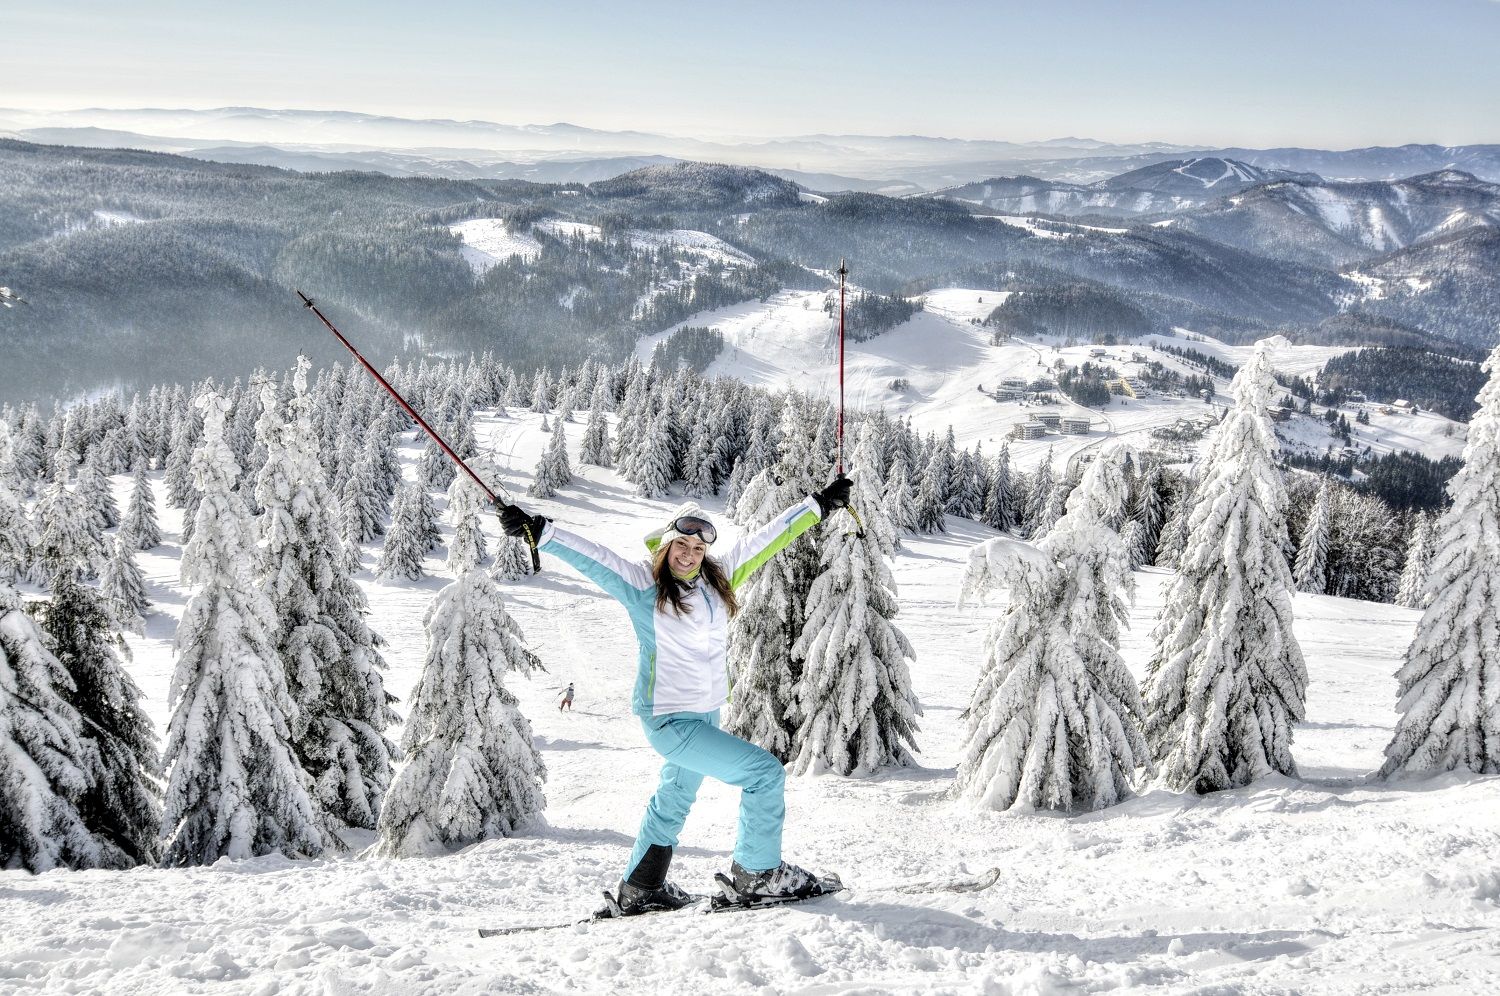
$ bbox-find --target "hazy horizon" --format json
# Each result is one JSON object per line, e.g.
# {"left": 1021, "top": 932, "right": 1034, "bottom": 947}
{"left": 6, "top": 1, "right": 1497, "bottom": 150}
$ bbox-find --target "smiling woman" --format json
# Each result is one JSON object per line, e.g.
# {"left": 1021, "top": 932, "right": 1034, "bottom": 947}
{"left": 497, "top": 479, "right": 852, "bottom": 914}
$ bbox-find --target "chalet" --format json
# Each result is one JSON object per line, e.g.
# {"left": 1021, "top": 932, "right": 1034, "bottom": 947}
{"left": 1392, "top": 399, "right": 1419, "bottom": 413}
{"left": 1266, "top": 405, "right": 1292, "bottom": 422}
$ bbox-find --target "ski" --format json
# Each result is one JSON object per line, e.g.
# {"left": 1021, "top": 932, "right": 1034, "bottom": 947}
{"left": 476, "top": 868, "right": 998, "bottom": 937}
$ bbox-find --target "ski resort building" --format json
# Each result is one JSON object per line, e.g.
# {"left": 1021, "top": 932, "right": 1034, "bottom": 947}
{"left": 1032, "top": 411, "right": 1062, "bottom": 429}
{"left": 1107, "top": 377, "right": 1140, "bottom": 398}
{"left": 1060, "top": 416, "right": 1092, "bottom": 435}
{"left": 1010, "top": 421, "right": 1049, "bottom": 440}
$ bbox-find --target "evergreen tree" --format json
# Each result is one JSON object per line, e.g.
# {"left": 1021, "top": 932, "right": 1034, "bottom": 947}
{"left": 1132, "top": 460, "right": 1166, "bottom": 565}
{"left": 0, "top": 423, "right": 35, "bottom": 581}
{"left": 956, "top": 448, "right": 1149, "bottom": 812}
{"left": 981, "top": 445, "right": 1017, "bottom": 532}
{"left": 339, "top": 448, "right": 386, "bottom": 545}
{"left": 31, "top": 473, "right": 108, "bottom": 583}
{"left": 376, "top": 570, "right": 546, "bottom": 856}
{"left": 789, "top": 425, "right": 920, "bottom": 775}
{"left": 37, "top": 571, "right": 161, "bottom": 866}
{"left": 254, "top": 360, "right": 398, "bottom": 832}
{"left": 629, "top": 406, "right": 674, "bottom": 500}
{"left": 161, "top": 409, "right": 196, "bottom": 509}
{"left": 122, "top": 465, "right": 162, "bottom": 550}
{"left": 159, "top": 392, "right": 326, "bottom": 866}
{"left": 1293, "top": 477, "right": 1333, "bottom": 594}
{"left": 377, "top": 484, "right": 428, "bottom": 581}
{"left": 883, "top": 456, "right": 919, "bottom": 541}
{"left": 1023, "top": 454, "right": 1056, "bottom": 538}
{"left": 1142, "top": 343, "right": 1308, "bottom": 793}
{"left": 418, "top": 436, "right": 458, "bottom": 491}
{"left": 1382, "top": 341, "right": 1500, "bottom": 777}
{"left": 578, "top": 394, "right": 612, "bottom": 467}
{"left": 75, "top": 455, "right": 120, "bottom": 531}
{"left": 100, "top": 532, "right": 150, "bottom": 634}
{"left": 914, "top": 446, "right": 949, "bottom": 533}
{"left": 1154, "top": 482, "right": 1195, "bottom": 570}
{"left": 1121, "top": 519, "right": 1149, "bottom": 571}
{"left": 446, "top": 475, "right": 489, "bottom": 574}
{"left": 725, "top": 468, "right": 801, "bottom": 761}
{"left": 415, "top": 481, "right": 443, "bottom": 552}
{"left": 1395, "top": 512, "right": 1434, "bottom": 610}
{"left": 0, "top": 580, "right": 107, "bottom": 871}
{"left": 528, "top": 420, "right": 573, "bottom": 499}
{"left": 492, "top": 533, "right": 536, "bottom": 582}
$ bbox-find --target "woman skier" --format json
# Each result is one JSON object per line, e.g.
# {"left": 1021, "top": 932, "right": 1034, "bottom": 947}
{"left": 499, "top": 476, "right": 852, "bottom": 915}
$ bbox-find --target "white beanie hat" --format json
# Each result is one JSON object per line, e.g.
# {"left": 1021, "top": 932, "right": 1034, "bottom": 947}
{"left": 644, "top": 501, "right": 713, "bottom": 553}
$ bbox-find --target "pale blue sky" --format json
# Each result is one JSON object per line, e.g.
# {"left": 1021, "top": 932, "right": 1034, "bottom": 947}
{"left": 4, "top": 1, "right": 1496, "bottom": 146}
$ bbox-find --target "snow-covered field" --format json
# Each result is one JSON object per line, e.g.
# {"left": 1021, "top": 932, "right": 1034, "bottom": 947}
{"left": 637, "top": 290, "right": 1468, "bottom": 472}
{"left": 450, "top": 218, "right": 754, "bottom": 277}
{"left": 3, "top": 413, "right": 1498, "bottom": 995}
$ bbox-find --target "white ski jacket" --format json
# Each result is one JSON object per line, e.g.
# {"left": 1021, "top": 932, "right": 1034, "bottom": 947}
{"left": 539, "top": 497, "right": 822, "bottom": 717}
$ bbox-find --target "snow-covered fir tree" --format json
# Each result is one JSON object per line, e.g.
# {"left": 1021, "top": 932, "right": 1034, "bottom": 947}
{"left": 1132, "top": 460, "right": 1166, "bottom": 566}
{"left": 1142, "top": 343, "right": 1307, "bottom": 793}
{"left": 528, "top": 419, "right": 572, "bottom": 498}
{"left": 1381, "top": 341, "right": 1500, "bottom": 777}
{"left": 1293, "top": 476, "right": 1332, "bottom": 593}
{"left": 446, "top": 474, "right": 489, "bottom": 574}
{"left": 955, "top": 448, "right": 1150, "bottom": 812}
{"left": 628, "top": 405, "right": 674, "bottom": 500}
{"left": 37, "top": 570, "right": 161, "bottom": 866}
{"left": 914, "top": 445, "right": 949, "bottom": 533}
{"left": 99, "top": 532, "right": 150, "bottom": 634}
{"left": 0, "top": 424, "right": 35, "bottom": 581}
{"left": 1395, "top": 512, "right": 1435, "bottom": 610}
{"left": 161, "top": 409, "right": 196, "bottom": 509}
{"left": 376, "top": 484, "right": 428, "bottom": 582}
{"left": 789, "top": 425, "right": 921, "bottom": 775}
{"left": 1154, "top": 481, "right": 1194, "bottom": 570}
{"left": 339, "top": 447, "right": 386, "bottom": 545}
{"left": 31, "top": 472, "right": 108, "bottom": 584}
{"left": 0, "top": 579, "right": 108, "bottom": 871}
{"left": 376, "top": 569, "right": 546, "bottom": 856}
{"left": 883, "top": 456, "right": 919, "bottom": 541}
{"left": 578, "top": 393, "right": 612, "bottom": 467}
{"left": 418, "top": 436, "right": 458, "bottom": 491}
{"left": 159, "top": 391, "right": 326, "bottom": 866}
{"left": 724, "top": 469, "right": 803, "bottom": 761}
{"left": 121, "top": 465, "right": 161, "bottom": 550}
{"left": 1023, "top": 453, "right": 1057, "bottom": 538}
{"left": 492, "top": 533, "right": 536, "bottom": 582}
{"left": 981, "top": 444, "right": 1017, "bottom": 532}
{"left": 254, "top": 361, "right": 398, "bottom": 832}
{"left": 75, "top": 455, "right": 119, "bottom": 531}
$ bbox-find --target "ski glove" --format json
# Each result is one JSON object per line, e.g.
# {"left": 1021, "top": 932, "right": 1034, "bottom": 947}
{"left": 813, "top": 474, "right": 853, "bottom": 517}
{"left": 498, "top": 501, "right": 548, "bottom": 539}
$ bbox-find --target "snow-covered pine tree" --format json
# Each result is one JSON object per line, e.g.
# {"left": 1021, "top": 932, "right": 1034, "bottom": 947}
{"left": 528, "top": 419, "right": 572, "bottom": 498}
{"left": 724, "top": 467, "right": 801, "bottom": 761}
{"left": 160, "top": 391, "right": 326, "bottom": 866}
{"left": 37, "top": 570, "right": 161, "bottom": 866}
{"left": 1381, "top": 341, "right": 1500, "bottom": 776}
{"left": 883, "top": 456, "right": 919, "bottom": 541}
{"left": 981, "top": 444, "right": 1017, "bottom": 532}
{"left": 629, "top": 405, "right": 674, "bottom": 500}
{"left": 1292, "top": 476, "right": 1332, "bottom": 594}
{"left": 376, "top": 569, "right": 546, "bottom": 855}
{"left": 416, "top": 484, "right": 442, "bottom": 552}
{"left": 914, "top": 446, "right": 949, "bottom": 533}
{"left": 1023, "top": 453, "right": 1056, "bottom": 538}
{"left": 1132, "top": 460, "right": 1166, "bottom": 565}
{"left": 1121, "top": 519, "right": 1149, "bottom": 571}
{"left": 0, "top": 578, "right": 113, "bottom": 871}
{"left": 76, "top": 454, "right": 119, "bottom": 531}
{"left": 446, "top": 474, "right": 489, "bottom": 574}
{"left": 376, "top": 484, "right": 427, "bottom": 581}
{"left": 955, "top": 447, "right": 1149, "bottom": 812}
{"left": 31, "top": 472, "right": 108, "bottom": 584}
{"left": 255, "top": 361, "right": 398, "bottom": 832}
{"left": 1142, "top": 342, "right": 1307, "bottom": 793}
{"left": 1154, "top": 480, "right": 1195, "bottom": 570}
{"left": 161, "top": 408, "right": 197, "bottom": 509}
{"left": 418, "top": 436, "right": 458, "bottom": 491}
{"left": 529, "top": 370, "right": 552, "bottom": 414}
{"left": 100, "top": 532, "right": 150, "bottom": 634}
{"left": 122, "top": 465, "right": 161, "bottom": 550}
{"left": 0, "top": 423, "right": 35, "bottom": 581}
{"left": 1394, "top": 512, "right": 1434, "bottom": 609}
{"left": 578, "top": 393, "right": 612, "bottom": 467}
{"left": 492, "top": 533, "right": 536, "bottom": 582}
{"left": 339, "top": 447, "right": 386, "bottom": 545}
{"left": 789, "top": 425, "right": 920, "bottom": 775}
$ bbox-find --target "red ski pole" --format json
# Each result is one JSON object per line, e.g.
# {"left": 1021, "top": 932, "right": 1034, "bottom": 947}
{"left": 834, "top": 262, "right": 864, "bottom": 537}
{"left": 296, "top": 291, "right": 541, "bottom": 571}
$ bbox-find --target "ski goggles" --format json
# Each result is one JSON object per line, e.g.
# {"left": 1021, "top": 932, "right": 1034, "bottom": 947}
{"left": 671, "top": 515, "right": 718, "bottom": 545}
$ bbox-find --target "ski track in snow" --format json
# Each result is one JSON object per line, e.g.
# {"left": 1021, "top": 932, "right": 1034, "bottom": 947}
{"left": 3, "top": 407, "right": 1499, "bottom": 994}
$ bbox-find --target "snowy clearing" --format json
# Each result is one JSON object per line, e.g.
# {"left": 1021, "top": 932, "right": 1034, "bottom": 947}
{"left": 2, "top": 415, "right": 1497, "bottom": 994}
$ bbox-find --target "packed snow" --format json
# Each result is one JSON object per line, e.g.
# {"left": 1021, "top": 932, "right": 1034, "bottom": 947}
{"left": 3, "top": 408, "right": 1498, "bottom": 994}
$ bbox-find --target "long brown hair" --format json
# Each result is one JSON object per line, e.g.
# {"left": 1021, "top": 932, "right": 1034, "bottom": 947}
{"left": 651, "top": 543, "right": 739, "bottom": 618}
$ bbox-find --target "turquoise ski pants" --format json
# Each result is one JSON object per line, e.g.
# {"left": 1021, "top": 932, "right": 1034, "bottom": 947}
{"left": 624, "top": 709, "right": 785, "bottom": 878}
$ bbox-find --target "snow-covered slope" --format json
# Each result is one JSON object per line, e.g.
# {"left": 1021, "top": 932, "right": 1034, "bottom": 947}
{"left": 450, "top": 217, "right": 755, "bottom": 277}
{"left": 2, "top": 422, "right": 1496, "bottom": 993}
{"left": 639, "top": 292, "right": 1468, "bottom": 470}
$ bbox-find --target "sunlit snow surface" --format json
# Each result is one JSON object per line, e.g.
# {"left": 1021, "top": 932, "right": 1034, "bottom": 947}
{"left": 2, "top": 408, "right": 1497, "bottom": 994}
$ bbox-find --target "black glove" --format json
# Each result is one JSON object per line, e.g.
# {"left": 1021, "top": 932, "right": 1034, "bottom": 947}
{"left": 497, "top": 501, "right": 548, "bottom": 540}
{"left": 813, "top": 474, "right": 853, "bottom": 517}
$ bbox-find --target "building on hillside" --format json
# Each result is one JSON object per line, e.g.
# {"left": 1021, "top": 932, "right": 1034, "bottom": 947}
{"left": 1346, "top": 390, "right": 1368, "bottom": 403}
{"left": 1000, "top": 377, "right": 1028, "bottom": 390}
{"left": 1060, "top": 417, "right": 1092, "bottom": 435}
{"left": 1391, "top": 399, "right": 1418, "bottom": 413}
{"left": 1266, "top": 405, "right": 1292, "bottom": 422}
{"left": 1107, "top": 377, "right": 1140, "bottom": 399}
{"left": 994, "top": 388, "right": 1026, "bottom": 402}
{"left": 1032, "top": 411, "right": 1062, "bottom": 429}
{"left": 1089, "top": 348, "right": 1108, "bottom": 358}
{"left": 1010, "top": 421, "right": 1048, "bottom": 441}
{"left": 1028, "top": 378, "right": 1055, "bottom": 392}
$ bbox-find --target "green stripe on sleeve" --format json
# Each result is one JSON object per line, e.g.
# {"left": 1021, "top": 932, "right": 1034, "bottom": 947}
{"left": 730, "top": 508, "right": 820, "bottom": 589}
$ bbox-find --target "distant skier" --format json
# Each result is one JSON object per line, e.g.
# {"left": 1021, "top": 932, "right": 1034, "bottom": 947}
{"left": 499, "top": 477, "right": 852, "bottom": 915}
{"left": 559, "top": 683, "right": 574, "bottom": 711}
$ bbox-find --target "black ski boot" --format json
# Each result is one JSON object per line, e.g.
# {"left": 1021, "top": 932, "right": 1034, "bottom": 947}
{"left": 609, "top": 845, "right": 699, "bottom": 917}
{"left": 726, "top": 859, "right": 821, "bottom": 901}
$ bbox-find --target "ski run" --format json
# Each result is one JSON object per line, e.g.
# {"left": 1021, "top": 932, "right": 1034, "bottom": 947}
{"left": 3, "top": 320, "right": 1500, "bottom": 994}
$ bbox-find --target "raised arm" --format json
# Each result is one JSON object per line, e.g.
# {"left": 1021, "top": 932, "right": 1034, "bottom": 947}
{"left": 721, "top": 496, "right": 823, "bottom": 590}
{"left": 538, "top": 522, "right": 654, "bottom": 606}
